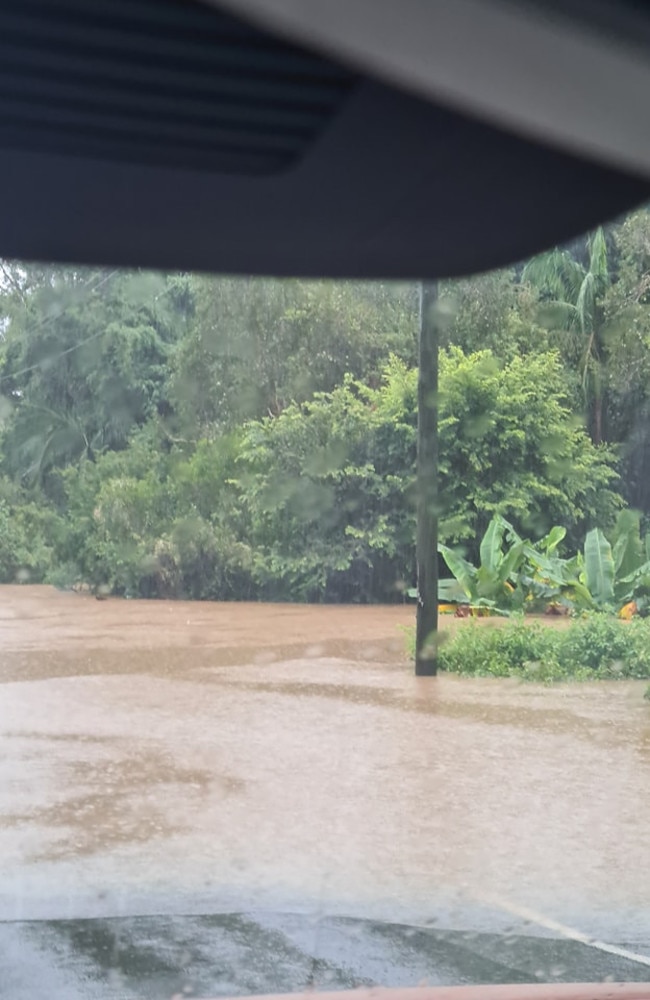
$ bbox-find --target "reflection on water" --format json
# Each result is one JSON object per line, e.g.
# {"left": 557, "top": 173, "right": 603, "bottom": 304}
{"left": 0, "top": 586, "right": 649, "bottom": 952}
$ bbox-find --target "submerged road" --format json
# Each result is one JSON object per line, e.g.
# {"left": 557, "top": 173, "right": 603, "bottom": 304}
{"left": 0, "top": 586, "right": 649, "bottom": 997}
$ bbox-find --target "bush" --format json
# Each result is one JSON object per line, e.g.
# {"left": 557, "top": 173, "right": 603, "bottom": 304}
{"left": 44, "top": 347, "right": 621, "bottom": 603}
{"left": 231, "top": 349, "right": 620, "bottom": 602}
{"left": 54, "top": 438, "right": 256, "bottom": 599}
{"left": 46, "top": 560, "right": 84, "bottom": 591}
{"left": 0, "top": 478, "right": 64, "bottom": 583}
{"left": 419, "top": 615, "right": 650, "bottom": 682}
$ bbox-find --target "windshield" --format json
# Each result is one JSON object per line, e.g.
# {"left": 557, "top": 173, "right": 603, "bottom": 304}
{"left": 0, "top": 216, "right": 649, "bottom": 998}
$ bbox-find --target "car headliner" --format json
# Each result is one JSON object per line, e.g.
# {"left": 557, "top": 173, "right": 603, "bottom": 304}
{"left": 0, "top": 0, "right": 649, "bottom": 279}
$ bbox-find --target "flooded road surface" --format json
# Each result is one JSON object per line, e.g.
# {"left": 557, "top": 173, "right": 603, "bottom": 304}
{"left": 1, "top": 586, "right": 649, "bottom": 997}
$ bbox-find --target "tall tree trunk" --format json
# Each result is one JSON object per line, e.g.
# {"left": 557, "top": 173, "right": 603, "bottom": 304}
{"left": 415, "top": 281, "right": 439, "bottom": 676}
{"left": 589, "top": 354, "right": 604, "bottom": 445}
{"left": 592, "top": 391, "right": 603, "bottom": 446}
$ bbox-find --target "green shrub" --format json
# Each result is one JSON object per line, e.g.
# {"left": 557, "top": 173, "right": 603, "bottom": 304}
{"left": 47, "top": 560, "right": 84, "bottom": 591}
{"left": 413, "top": 615, "right": 650, "bottom": 682}
{"left": 554, "top": 614, "right": 650, "bottom": 676}
{"left": 0, "top": 483, "right": 63, "bottom": 583}
{"left": 33, "top": 346, "right": 621, "bottom": 604}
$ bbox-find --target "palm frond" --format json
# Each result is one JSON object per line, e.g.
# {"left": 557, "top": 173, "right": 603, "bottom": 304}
{"left": 522, "top": 249, "right": 585, "bottom": 302}
{"left": 575, "top": 271, "right": 597, "bottom": 336}
{"left": 588, "top": 227, "right": 609, "bottom": 293}
{"left": 12, "top": 403, "right": 87, "bottom": 482}
{"left": 535, "top": 299, "right": 579, "bottom": 331}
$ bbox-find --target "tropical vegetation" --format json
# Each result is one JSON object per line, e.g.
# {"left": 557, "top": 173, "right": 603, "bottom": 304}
{"left": 430, "top": 509, "right": 650, "bottom": 617}
{"left": 419, "top": 615, "right": 650, "bottom": 683}
{"left": 2, "top": 209, "right": 650, "bottom": 607}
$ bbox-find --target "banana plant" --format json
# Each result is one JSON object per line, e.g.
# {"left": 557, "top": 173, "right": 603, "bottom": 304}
{"left": 411, "top": 509, "right": 650, "bottom": 617}
{"left": 613, "top": 511, "right": 650, "bottom": 614}
{"left": 438, "top": 516, "right": 588, "bottom": 614}
{"left": 569, "top": 513, "right": 650, "bottom": 613}
{"left": 438, "top": 515, "right": 527, "bottom": 615}
{"left": 535, "top": 526, "right": 626, "bottom": 613}
{"left": 519, "top": 525, "right": 575, "bottom": 608}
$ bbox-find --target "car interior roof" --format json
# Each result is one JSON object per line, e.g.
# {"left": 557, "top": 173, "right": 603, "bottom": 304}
{"left": 0, "top": 0, "right": 648, "bottom": 279}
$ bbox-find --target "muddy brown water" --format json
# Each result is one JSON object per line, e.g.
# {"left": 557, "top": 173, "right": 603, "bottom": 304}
{"left": 0, "top": 586, "right": 649, "bottom": 949}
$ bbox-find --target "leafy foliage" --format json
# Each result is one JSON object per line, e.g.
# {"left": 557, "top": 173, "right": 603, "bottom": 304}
{"left": 437, "top": 515, "right": 574, "bottom": 614}
{"left": 523, "top": 227, "right": 611, "bottom": 443}
{"left": 33, "top": 349, "right": 618, "bottom": 601}
{"left": 435, "top": 509, "right": 650, "bottom": 617}
{"left": 0, "top": 267, "right": 185, "bottom": 488}
{"left": 431, "top": 616, "right": 650, "bottom": 681}
{"left": 600, "top": 210, "right": 650, "bottom": 512}
{"left": 3, "top": 218, "right": 650, "bottom": 603}
{"left": 575, "top": 513, "right": 650, "bottom": 613}
{"left": 437, "top": 348, "right": 619, "bottom": 547}
{"left": 169, "top": 276, "right": 417, "bottom": 434}
{"left": 0, "top": 475, "right": 63, "bottom": 583}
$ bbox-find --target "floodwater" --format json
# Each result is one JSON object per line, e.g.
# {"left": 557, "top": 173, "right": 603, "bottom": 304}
{"left": 1, "top": 586, "right": 649, "bottom": 996}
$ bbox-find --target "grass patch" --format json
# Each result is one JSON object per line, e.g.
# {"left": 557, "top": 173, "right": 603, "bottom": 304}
{"left": 407, "top": 614, "right": 650, "bottom": 683}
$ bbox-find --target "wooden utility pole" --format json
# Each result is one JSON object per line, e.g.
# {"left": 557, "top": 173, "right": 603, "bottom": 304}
{"left": 415, "top": 281, "right": 439, "bottom": 675}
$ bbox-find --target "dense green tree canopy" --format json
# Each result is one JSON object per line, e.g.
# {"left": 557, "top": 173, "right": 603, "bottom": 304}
{"left": 0, "top": 267, "right": 185, "bottom": 485}
{"left": 0, "top": 208, "right": 648, "bottom": 600}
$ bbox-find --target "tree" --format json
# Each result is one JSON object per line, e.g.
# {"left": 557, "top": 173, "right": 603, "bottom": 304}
{"left": 179, "top": 349, "right": 619, "bottom": 604}
{"left": 438, "top": 348, "right": 620, "bottom": 548}
{"left": 599, "top": 210, "right": 650, "bottom": 513}
{"left": 439, "top": 267, "right": 546, "bottom": 360}
{"left": 523, "top": 227, "right": 610, "bottom": 443}
{"left": 0, "top": 266, "right": 185, "bottom": 491}
{"left": 169, "top": 276, "right": 417, "bottom": 436}
{"left": 0, "top": 256, "right": 632, "bottom": 603}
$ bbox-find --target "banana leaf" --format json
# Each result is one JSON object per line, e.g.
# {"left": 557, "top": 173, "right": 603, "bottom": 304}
{"left": 538, "top": 525, "right": 566, "bottom": 555}
{"left": 479, "top": 516, "right": 506, "bottom": 574}
{"left": 584, "top": 528, "right": 615, "bottom": 607}
{"left": 612, "top": 509, "right": 643, "bottom": 588}
{"left": 438, "top": 543, "right": 477, "bottom": 600}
